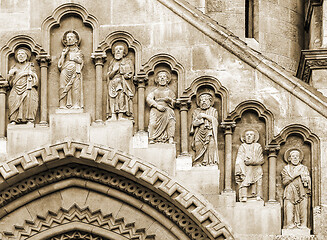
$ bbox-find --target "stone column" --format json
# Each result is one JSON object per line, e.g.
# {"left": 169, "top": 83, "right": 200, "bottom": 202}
{"left": 221, "top": 120, "right": 236, "bottom": 192}
{"left": 91, "top": 51, "right": 107, "bottom": 123}
{"left": 36, "top": 53, "right": 51, "bottom": 125}
{"left": 134, "top": 72, "right": 148, "bottom": 132}
{"left": 176, "top": 98, "right": 191, "bottom": 155}
{"left": 0, "top": 76, "right": 8, "bottom": 139}
{"left": 266, "top": 144, "right": 280, "bottom": 202}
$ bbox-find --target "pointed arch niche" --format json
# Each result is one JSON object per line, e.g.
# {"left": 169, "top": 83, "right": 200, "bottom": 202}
{"left": 228, "top": 100, "right": 274, "bottom": 201}
{"left": 42, "top": 3, "right": 99, "bottom": 117}
{"left": 274, "top": 124, "right": 320, "bottom": 230}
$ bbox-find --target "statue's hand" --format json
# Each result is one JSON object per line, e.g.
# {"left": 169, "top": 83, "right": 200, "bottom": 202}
{"left": 62, "top": 47, "right": 69, "bottom": 56}
{"left": 112, "top": 62, "right": 120, "bottom": 72}
{"left": 157, "top": 105, "right": 166, "bottom": 112}
{"left": 244, "top": 158, "right": 251, "bottom": 166}
{"left": 8, "top": 69, "right": 16, "bottom": 77}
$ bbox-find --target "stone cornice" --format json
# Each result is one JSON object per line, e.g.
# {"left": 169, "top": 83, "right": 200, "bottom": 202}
{"left": 297, "top": 49, "right": 327, "bottom": 84}
{"left": 305, "top": 0, "right": 323, "bottom": 31}
{"left": 157, "top": 0, "right": 327, "bottom": 118}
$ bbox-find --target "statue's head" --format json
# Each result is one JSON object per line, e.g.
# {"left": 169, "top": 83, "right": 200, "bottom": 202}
{"left": 112, "top": 41, "right": 128, "bottom": 60}
{"left": 62, "top": 30, "right": 80, "bottom": 47}
{"left": 155, "top": 70, "right": 171, "bottom": 86}
{"left": 284, "top": 148, "right": 304, "bottom": 166}
{"left": 15, "top": 47, "right": 31, "bottom": 63}
{"left": 196, "top": 87, "right": 215, "bottom": 110}
{"left": 240, "top": 129, "right": 259, "bottom": 143}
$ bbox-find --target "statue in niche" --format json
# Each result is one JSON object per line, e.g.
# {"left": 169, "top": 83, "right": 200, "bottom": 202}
{"left": 106, "top": 41, "right": 134, "bottom": 120}
{"left": 58, "top": 30, "right": 84, "bottom": 109}
{"left": 190, "top": 89, "right": 219, "bottom": 166}
{"left": 282, "top": 148, "right": 311, "bottom": 229}
{"left": 235, "top": 129, "right": 264, "bottom": 202}
{"left": 7, "top": 47, "right": 38, "bottom": 124}
{"left": 146, "top": 69, "right": 176, "bottom": 144}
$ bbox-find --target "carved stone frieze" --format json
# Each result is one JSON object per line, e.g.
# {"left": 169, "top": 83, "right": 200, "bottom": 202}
{"left": 1, "top": 203, "right": 155, "bottom": 240}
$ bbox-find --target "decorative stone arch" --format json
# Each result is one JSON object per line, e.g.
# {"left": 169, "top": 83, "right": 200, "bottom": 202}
{"left": 182, "top": 76, "right": 229, "bottom": 120}
{"left": 274, "top": 124, "right": 321, "bottom": 207}
{"left": 228, "top": 100, "right": 274, "bottom": 145}
{"left": 142, "top": 53, "right": 185, "bottom": 96}
{"left": 0, "top": 35, "right": 44, "bottom": 76}
{"left": 98, "top": 31, "right": 142, "bottom": 73}
{"left": 41, "top": 3, "right": 99, "bottom": 53}
{"left": 0, "top": 141, "right": 235, "bottom": 240}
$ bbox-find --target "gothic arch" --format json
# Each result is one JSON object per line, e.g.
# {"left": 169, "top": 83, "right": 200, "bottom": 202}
{"left": 0, "top": 141, "right": 235, "bottom": 240}
{"left": 142, "top": 53, "right": 185, "bottom": 96}
{"left": 41, "top": 3, "right": 99, "bottom": 52}
{"left": 182, "top": 76, "right": 229, "bottom": 119}
{"left": 98, "top": 31, "right": 142, "bottom": 73}
{"left": 274, "top": 124, "right": 321, "bottom": 207}
{"left": 0, "top": 35, "right": 44, "bottom": 76}
{"left": 228, "top": 100, "right": 274, "bottom": 145}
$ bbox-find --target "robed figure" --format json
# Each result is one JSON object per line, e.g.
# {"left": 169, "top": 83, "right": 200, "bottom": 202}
{"left": 146, "top": 70, "right": 176, "bottom": 144}
{"left": 107, "top": 41, "right": 134, "bottom": 120}
{"left": 8, "top": 47, "right": 38, "bottom": 124}
{"left": 190, "top": 92, "right": 219, "bottom": 167}
{"left": 235, "top": 129, "right": 264, "bottom": 202}
{"left": 58, "top": 30, "right": 84, "bottom": 109}
{"left": 282, "top": 148, "right": 311, "bottom": 229}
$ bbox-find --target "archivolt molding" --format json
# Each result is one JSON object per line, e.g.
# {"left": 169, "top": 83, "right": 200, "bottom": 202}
{"left": 182, "top": 76, "right": 229, "bottom": 119}
{"left": 274, "top": 124, "right": 321, "bottom": 207}
{"left": 0, "top": 141, "right": 235, "bottom": 240}
{"left": 142, "top": 53, "right": 185, "bottom": 96}
{"left": 41, "top": 3, "right": 99, "bottom": 52}
{"left": 98, "top": 31, "right": 142, "bottom": 73}
{"left": 228, "top": 100, "right": 274, "bottom": 145}
{"left": 0, "top": 35, "right": 44, "bottom": 76}
{"left": 1, "top": 204, "right": 154, "bottom": 240}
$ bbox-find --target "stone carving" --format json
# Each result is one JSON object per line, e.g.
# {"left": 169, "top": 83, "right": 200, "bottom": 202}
{"left": 146, "top": 70, "right": 176, "bottom": 144}
{"left": 190, "top": 89, "right": 219, "bottom": 166}
{"left": 106, "top": 41, "right": 134, "bottom": 120}
{"left": 58, "top": 30, "right": 84, "bottom": 109}
{"left": 235, "top": 129, "right": 264, "bottom": 202}
{"left": 282, "top": 148, "right": 311, "bottom": 229}
{"left": 7, "top": 47, "right": 38, "bottom": 124}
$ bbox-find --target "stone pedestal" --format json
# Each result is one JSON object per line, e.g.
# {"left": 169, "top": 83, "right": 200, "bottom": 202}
{"left": 282, "top": 228, "right": 311, "bottom": 236}
{"left": 132, "top": 131, "right": 148, "bottom": 149}
{"left": 131, "top": 143, "right": 176, "bottom": 176}
{"left": 90, "top": 120, "right": 133, "bottom": 153}
{"left": 7, "top": 124, "right": 50, "bottom": 157}
{"left": 50, "top": 112, "right": 90, "bottom": 144}
{"left": 176, "top": 165, "right": 220, "bottom": 194}
{"left": 0, "top": 138, "right": 6, "bottom": 154}
{"left": 176, "top": 154, "right": 192, "bottom": 171}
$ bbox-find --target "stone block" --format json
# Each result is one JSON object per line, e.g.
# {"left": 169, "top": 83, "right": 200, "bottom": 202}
{"left": 90, "top": 119, "right": 133, "bottom": 153}
{"left": 50, "top": 112, "right": 90, "bottom": 144}
{"left": 7, "top": 124, "right": 50, "bottom": 157}
{"left": 175, "top": 165, "right": 220, "bottom": 194}
{"left": 132, "top": 131, "right": 148, "bottom": 149}
{"left": 0, "top": 138, "right": 6, "bottom": 154}
{"left": 282, "top": 228, "right": 311, "bottom": 236}
{"left": 176, "top": 154, "right": 192, "bottom": 171}
{"left": 131, "top": 143, "right": 176, "bottom": 176}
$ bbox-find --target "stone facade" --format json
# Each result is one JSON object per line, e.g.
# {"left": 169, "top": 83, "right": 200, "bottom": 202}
{"left": 0, "top": 0, "right": 326, "bottom": 240}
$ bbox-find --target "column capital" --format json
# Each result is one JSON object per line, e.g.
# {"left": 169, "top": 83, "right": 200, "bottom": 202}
{"left": 36, "top": 53, "right": 51, "bottom": 67}
{"left": 133, "top": 72, "right": 148, "bottom": 87}
{"left": 91, "top": 51, "right": 107, "bottom": 66}
{"left": 176, "top": 98, "right": 191, "bottom": 111}
{"left": 265, "top": 143, "right": 280, "bottom": 156}
{"left": 0, "top": 74, "right": 9, "bottom": 93}
{"left": 221, "top": 121, "right": 236, "bottom": 133}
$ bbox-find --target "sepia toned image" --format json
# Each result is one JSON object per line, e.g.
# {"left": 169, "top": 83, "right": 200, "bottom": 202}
{"left": 0, "top": 0, "right": 325, "bottom": 239}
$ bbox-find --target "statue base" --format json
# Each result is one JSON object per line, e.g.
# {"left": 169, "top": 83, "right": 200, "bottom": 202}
{"left": 176, "top": 165, "right": 220, "bottom": 194}
{"left": 176, "top": 154, "right": 192, "bottom": 171}
{"left": 132, "top": 131, "right": 148, "bottom": 149}
{"left": 282, "top": 228, "right": 311, "bottom": 236}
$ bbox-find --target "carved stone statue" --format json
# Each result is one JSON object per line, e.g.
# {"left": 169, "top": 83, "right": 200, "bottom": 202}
{"left": 58, "top": 30, "right": 84, "bottom": 109}
{"left": 282, "top": 148, "right": 311, "bottom": 229}
{"left": 146, "top": 70, "right": 176, "bottom": 144}
{"left": 235, "top": 129, "right": 264, "bottom": 202}
{"left": 8, "top": 47, "right": 38, "bottom": 124}
{"left": 106, "top": 41, "right": 134, "bottom": 120}
{"left": 190, "top": 90, "right": 219, "bottom": 167}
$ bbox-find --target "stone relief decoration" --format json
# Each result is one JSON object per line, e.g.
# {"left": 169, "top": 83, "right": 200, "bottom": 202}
{"left": 190, "top": 87, "right": 219, "bottom": 167}
{"left": 7, "top": 47, "right": 39, "bottom": 124}
{"left": 235, "top": 129, "right": 264, "bottom": 202}
{"left": 106, "top": 41, "right": 134, "bottom": 120}
{"left": 58, "top": 30, "right": 84, "bottom": 109}
{"left": 146, "top": 69, "right": 176, "bottom": 144}
{"left": 282, "top": 148, "right": 311, "bottom": 230}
